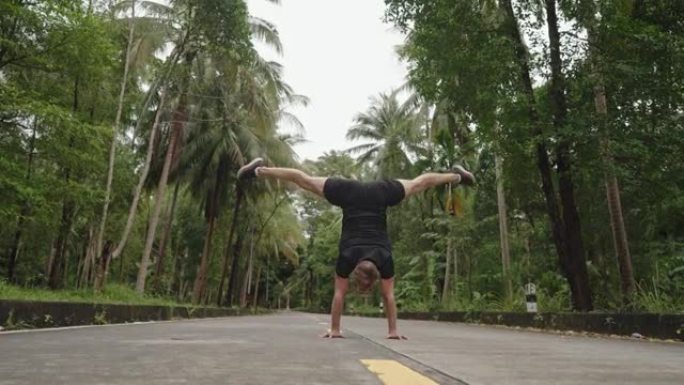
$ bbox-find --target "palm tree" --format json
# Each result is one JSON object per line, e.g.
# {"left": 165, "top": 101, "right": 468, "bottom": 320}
{"left": 179, "top": 49, "right": 303, "bottom": 304}
{"left": 346, "top": 90, "right": 422, "bottom": 178}
{"left": 304, "top": 151, "right": 361, "bottom": 179}
{"left": 112, "top": 0, "right": 287, "bottom": 294}
{"left": 235, "top": 191, "right": 303, "bottom": 307}
{"left": 96, "top": 0, "right": 175, "bottom": 275}
{"left": 95, "top": 0, "right": 138, "bottom": 284}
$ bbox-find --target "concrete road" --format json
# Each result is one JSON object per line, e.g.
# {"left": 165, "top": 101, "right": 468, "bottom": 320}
{"left": 1, "top": 312, "right": 682, "bottom": 385}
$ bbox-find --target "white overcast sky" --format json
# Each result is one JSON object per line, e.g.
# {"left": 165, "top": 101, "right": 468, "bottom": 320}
{"left": 246, "top": 0, "right": 408, "bottom": 162}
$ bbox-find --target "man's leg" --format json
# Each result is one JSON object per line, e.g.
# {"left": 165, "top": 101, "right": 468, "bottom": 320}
{"left": 398, "top": 173, "right": 458, "bottom": 198}
{"left": 256, "top": 167, "right": 327, "bottom": 198}
{"left": 236, "top": 158, "right": 327, "bottom": 197}
{"left": 399, "top": 166, "right": 475, "bottom": 199}
{"left": 380, "top": 277, "right": 405, "bottom": 339}
{"left": 323, "top": 274, "right": 348, "bottom": 338}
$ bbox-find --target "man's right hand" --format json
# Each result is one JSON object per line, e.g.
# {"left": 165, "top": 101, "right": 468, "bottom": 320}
{"left": 320, "top": 330, "right": 344, "bottom": 338}
{"left": 386, "top": 334, "right": 408, "bottom": 340}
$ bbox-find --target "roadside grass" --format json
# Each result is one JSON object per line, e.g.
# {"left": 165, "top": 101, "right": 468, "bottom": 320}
{"left": 0, "top": 280, "right": 192, "bottom": 307}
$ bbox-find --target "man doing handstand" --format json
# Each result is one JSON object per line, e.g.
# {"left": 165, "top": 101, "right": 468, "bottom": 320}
{"left": 237, "top": 158, "right": 474, "bottom": 339}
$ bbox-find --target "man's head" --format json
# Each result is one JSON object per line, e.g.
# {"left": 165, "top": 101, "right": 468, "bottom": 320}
{"left": 351, "top": 260, "right": 380, "bottom": 294}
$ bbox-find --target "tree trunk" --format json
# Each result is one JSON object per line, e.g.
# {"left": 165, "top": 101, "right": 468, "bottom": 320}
{"left": 501, "top": 0, "right": 591, "bottom": 310}
{"left": 94, "top": 241, "right": 113, "bottom": 292}
{"left": 592, "top": 64, "right": 635, "bottom": 305}
{"left": 240, "top": 230, "right": 255, "bottom": 307}
{"left": 192, "top": 214, "right": 217, "bottom": 304}
{"left": 136, "top": 91, "right": 178, "bottom": 294}
{"left": 252, "top": 266, "right": 262, "bottom": 310}
{"left": 605, "top": 173, "right": 634, "bottom": 300}
{"left": 154, "top": 181, "right": 180, "bottom": 291}
{"left": 545, "top": 0, "right": 592, "bottom": 311}
{"left": 174, "top": 248, "right": 188, "bottom": 300}
{"left": 225, "top": 229, "right": 245, "bottom": 306}
{"left": 96, "top": 0, "right": 136, "bottom": 266}
{"left": 495, "top": 153, "right": 513, "bottom": 302}
{"left": 48, "top": 78, "right": 80, "bottom": 289}
{"left": 112, "top": 41, "right": 185, "bottom": 259}
{"left": 48, "top": 199, "right": 74, "bottom": 289}
{"left": 452, "top": 241, "right": 458, "bottom": 300}
{"left": 167, "top": 240, "right": 180, "bottom": 295}
{"left": 265, "top": 255, "right": 270, "bottom": 308}
{"left": 77, "top": 225, "right": 97, "bottom": 288}
{"left": 217, "top": 186, "right": 244, "bottom": 305}
{"left": 442, "top": 236, "right": 451, "bottom": 305}
{"left": 500, "top": 0, "right": 567, "bottom": 272}
{"left": 6, "top": 118, "right": 37, "bottom": 282}
{"left": 109, "top": 91, "right": 168, "bottom": 272}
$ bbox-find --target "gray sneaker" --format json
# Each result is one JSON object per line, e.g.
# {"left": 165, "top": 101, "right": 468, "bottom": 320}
{"left": 237, "top": 158, "right": 264, "bottom": 180}
{"left": 452, "top": 165, "right": 475, "bottom": 186}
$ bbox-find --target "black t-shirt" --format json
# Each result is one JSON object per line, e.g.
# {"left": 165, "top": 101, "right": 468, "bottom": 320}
{"left": 323, "top": 178, "right": 405, "bottom": 251}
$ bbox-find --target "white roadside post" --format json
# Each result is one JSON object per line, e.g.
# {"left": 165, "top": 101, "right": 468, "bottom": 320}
{"left": 525, "top": 283, "right": 537, "bottom": 313}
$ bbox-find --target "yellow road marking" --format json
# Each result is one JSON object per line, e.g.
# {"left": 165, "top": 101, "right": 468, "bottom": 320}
{"left": 360, "top": 359, "right": 439, "bottom": 385}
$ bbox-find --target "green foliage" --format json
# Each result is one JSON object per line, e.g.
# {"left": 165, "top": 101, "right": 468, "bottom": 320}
{"left": 0, "top": 0, "right": 306, "bottom": 311}
{"left": 0, "top": 280, "right": 183, "bottom": 306}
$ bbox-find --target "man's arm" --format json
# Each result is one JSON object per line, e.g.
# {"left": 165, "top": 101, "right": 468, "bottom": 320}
{"left": 380, "top": 278, "right": 405, "bottom": 339}
{"left": 323, "top": 274, "right": 348, "bottom": 338}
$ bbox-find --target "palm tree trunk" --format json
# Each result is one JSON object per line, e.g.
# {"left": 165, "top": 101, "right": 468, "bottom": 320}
{"left": 495, "top": 153, "right": 513, "bottom": 302}
{"left": 94, "top": 241, "right": 114, "bottom": 292}
{"left": 442, "top": 236, "right": 451, "bottom": 305}
{"left": 112, "top": 41, "right": 185, "bottom": 259}
{"left": 96, "top": 0, "right": 136, "bottom": 266}
{"left": 452, "top": 241, "right": 458, "bottom": 300}
{"left": 192, "top": 166, "right": 226, "bottom": 305}
{"left": 77, "top": 225, "right": 96, "bottom": 288}
{"left": 252, "top": 266, "right": 262, "bottom": 310}
{"left": 265, "top": 255, "right": 270, "bottom": 308}
{"left": 110, "top": 87, "right": 170, "bottom": 269}
{"left": 173, "top": 248, "right": 188, "bottom": 300}
{"left": 217, "top": 186, "right": 244, "bottom": 305}
{"left": 154, "top": 181, "right": 180, "bottom": 291}
{"left": 136, "top": 92, "right": 179, "bottom": 294}
{"left": 192, "top": 214, "right": 217, "bottom": 304}
{"left": 167, "top": 241, "right": 180, "bottom": 295}
{"left": 240, "top": 229, "right": 255, "bottom": 307}
{"left": 225, "top": 230, "right": 245, "bottom": 306}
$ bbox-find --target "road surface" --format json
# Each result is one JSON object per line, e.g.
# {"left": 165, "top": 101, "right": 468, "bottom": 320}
{"left": 1, "top": 312, "right": 682, "bottom": 384}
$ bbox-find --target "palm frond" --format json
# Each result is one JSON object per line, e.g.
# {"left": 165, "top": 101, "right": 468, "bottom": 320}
{"left": 112, "top": 1, "right": 173, "bottom": 18}
{"left": 249, "top": 16, "right": 283, "bottom": 55}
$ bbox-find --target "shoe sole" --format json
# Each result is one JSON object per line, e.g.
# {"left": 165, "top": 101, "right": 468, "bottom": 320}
{"left": 454, "top": 165, "right": 475, "bottom": 185}
{"left": 237, "top": 158, "right": 264, "bottom": 179}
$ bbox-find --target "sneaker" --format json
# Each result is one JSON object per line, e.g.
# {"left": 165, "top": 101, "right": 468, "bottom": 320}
{"left": 237, "top": 158, "right": 264, "bottom": 180}
{"left": 452, "top": 165, "right": 475, "bottom": 186}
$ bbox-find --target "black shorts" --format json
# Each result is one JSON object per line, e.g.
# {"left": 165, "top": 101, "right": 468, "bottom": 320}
{"left": 323, "top": 178, "right": 405, "bottom": 208}
{"left": 336, "top": 246, "right": 394, "bottom": 279}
